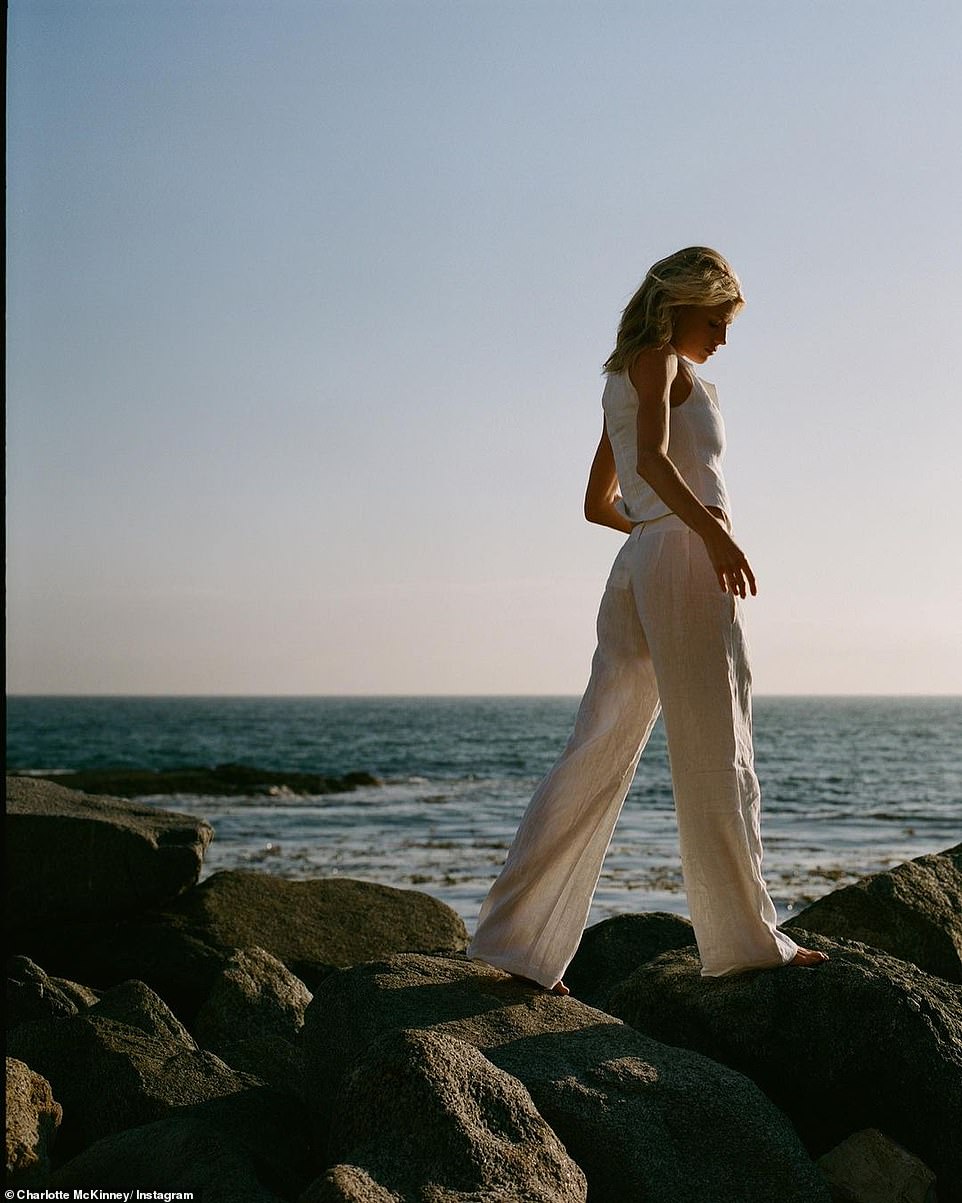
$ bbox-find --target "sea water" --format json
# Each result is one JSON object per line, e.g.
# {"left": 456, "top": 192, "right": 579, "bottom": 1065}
{"left": 7, "top": 696, "right": 960, "bottom": 931}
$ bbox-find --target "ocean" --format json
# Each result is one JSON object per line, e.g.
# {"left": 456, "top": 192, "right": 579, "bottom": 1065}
{"left": 6, "top": 696, "right": 960, "bottom": 933}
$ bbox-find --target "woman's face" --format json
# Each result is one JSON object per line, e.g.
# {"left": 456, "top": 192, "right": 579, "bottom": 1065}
{"left": 671, "top": 302, "right": 738, "bottom": 363}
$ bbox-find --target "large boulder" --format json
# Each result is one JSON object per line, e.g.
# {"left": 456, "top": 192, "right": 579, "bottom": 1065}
{"left": 46, "top": 1087, "right": 311, "bottom": 1202}
{"left": 606, "top": 934, "right": 962, "bottom": 1201}
{"left": 565, "top": 912, "right": 697, "bottom": 1008}
{"left": 5, "top": 981, "right": 259, "bottom": 1160}
{"left": 5, "top": 776, "right": 212, "bottom": 929}
{"left": 304, "top": 1028, "right": 586, "bottom": 1203}
{"left": 194, "top": 946, "right": 313, "bottom": 1053}
{"left": 302, "top": 952, "right": 831, "bottom": 1203}
{"left": 6, "top": 1058, "right": 62, "bottom": 1183}
{"left": 8, "top": 872, "right": 468, "bottom": 1025}
{"left": 786, "top": 844, "right": 962, "bottom": 982}
{"left": 159, "top": 870, "right": 469, "bottom": 985}
{"left": 7, "top": 956, "right": 99, "bottom": 1028}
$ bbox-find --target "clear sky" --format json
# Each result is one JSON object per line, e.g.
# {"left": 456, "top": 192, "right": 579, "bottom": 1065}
{"left": 7, "top": 0, "right": 962, "bottom": 696}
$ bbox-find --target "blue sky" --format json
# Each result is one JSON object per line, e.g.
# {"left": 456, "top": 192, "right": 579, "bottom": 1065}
{"left": 7, "top": 0, "right": 962, "bottom": 694}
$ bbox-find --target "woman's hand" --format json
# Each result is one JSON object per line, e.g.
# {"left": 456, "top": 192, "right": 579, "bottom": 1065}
{"left": 702, "top": 523, "right": 757, "bottom": 598}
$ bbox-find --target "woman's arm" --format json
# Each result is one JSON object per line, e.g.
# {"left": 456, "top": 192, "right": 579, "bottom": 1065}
{"left": 584, "top": 421, "right": 634, "bottom": 534}
{"left": 629, "top": 348, "right": 757, "bottom": 597}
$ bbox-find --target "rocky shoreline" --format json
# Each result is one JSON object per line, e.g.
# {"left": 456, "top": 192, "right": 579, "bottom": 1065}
{"left": 5, "top": 774, "right": 960, "bottom": 1201}
{"left": 15, "top": 764, "right": 382, "bottom": 799}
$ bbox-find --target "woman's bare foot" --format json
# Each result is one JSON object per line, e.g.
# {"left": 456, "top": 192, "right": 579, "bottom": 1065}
{"left": 510, "top": 973, "right": 570, "bottom": 995}
{"left": 789, "top": 947, "right": 829, "bottom": 967}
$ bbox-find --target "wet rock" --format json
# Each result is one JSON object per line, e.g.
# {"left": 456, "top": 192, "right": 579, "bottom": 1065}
{"left": 5, "top": 1057, "right": 62, "bottom": 1183}
{"left": 817, "top": 1128, "right": 937, "bottom": 1203}
{"left": 195, "top": 946, "right": 313, "bottom": 1052}
{"left": 302, "top": 952, "right": 830, "bottom": 1203}
{"left": 31, "top": 764, "right": 381, "bottom": 799}
{"left": 309, "top": 1028, "right": 586, "bottom": 1203}
{"left": 47, "top": 1086, "right": 310, "bottom": 1202}
{"left": 161, "top": 870, "right": 469, "bottom": 982}
{"left": 6, "top": 1002, "right": 257, "bottom": 1160}
{"left": 787, "top": 844, "right": 962, "bottom": 982}
{"left": 5, "top": 775, "right": 212, "bottom": 929}
{"left": 6, "top": 956, "right": 99, "bottom": 1028}
{"left": 606, "top": 934, "right": 962, "bottom": 1202}
{"left": 565, "top": 912, "right": 697, "bottom": 1008}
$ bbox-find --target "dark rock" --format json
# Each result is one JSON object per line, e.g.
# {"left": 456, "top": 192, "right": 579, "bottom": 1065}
{"left": 195, "top": 946, "right": 313, "bottom": 1052}
{"left": 7, "top": 911, "right": 233, "bottom": 1024}
{"left": 161, "top": 870, "right": 469, "bottom": 982}
{"left": 300, "top": 1165, "right": 396, "bottom": 1203}
{"left": 6, "top": 1057, "right": 62, "bottom": 1184}
{"left": 565, "top": 912, "right": 697, "bottom": 1008}
{"left": 29, "top": 764, "right": 381, "bottom": 799}
{"left": 312, "top": 1028, "right": 587, "bottom": 1203}
{"left": 301, "top": 952, "right": 831, "bottom": 1203}
{"left": 5, "top": 775, "right": 212, "bottom": 928}
{"left": 817, "top": 1128, "right": 937, "bottom": 1203}
{"left": 86, "top": 979, "right": 196, "bottom": 1045}
{"left": 7, "top": 956, "right": 99, "bottom": 1028}
{"left": 787, "top": 844, "right": 962, "bottom": 982}
{"left": 6, "top": 1004, "right": 258, "bottom": 1160}
{"left": 46, "top": 1086, "right": 311, "bottom": 1202}
{"left": 606, "top": 934, "right": 962, "bottom": 1202}
{"left": 213, "top": 1036, "right": 307, "bottom": 1101}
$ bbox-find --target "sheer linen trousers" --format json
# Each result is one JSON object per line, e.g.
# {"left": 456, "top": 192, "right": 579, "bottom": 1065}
{"left": 467, "top": 514, "right": 798, "bottom": 985}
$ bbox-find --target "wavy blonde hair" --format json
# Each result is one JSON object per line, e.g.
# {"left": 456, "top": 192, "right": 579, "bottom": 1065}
{"left": 602, "top": 246, "right": 745, "bottom": 375}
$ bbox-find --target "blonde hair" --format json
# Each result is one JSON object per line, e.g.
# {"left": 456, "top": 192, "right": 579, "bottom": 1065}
{"left": 602, "top": 246, "right": 745, "bottom": 374}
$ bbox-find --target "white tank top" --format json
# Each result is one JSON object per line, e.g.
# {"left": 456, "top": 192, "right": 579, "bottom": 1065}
{"left": 601, "top": 358, "right": 732, "bottom": 525}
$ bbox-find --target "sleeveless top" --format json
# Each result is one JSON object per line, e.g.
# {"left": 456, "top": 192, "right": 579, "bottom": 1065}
{"left": 601, "top": 356, "right": 731, "bottom": 525}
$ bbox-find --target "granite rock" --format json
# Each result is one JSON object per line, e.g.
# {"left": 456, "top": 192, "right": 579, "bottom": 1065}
{"left": 5, "top": 775, "right": 212, "bottom": 928}
{"left": 606, "top": 934, "right": 962, "bottom": 1201}
{"left": 5, "top": 1057, "right": 62, "bottom": 1183}
{"left": 301, "top": 952, "right": 830, "bottom": 1203}
{"left": 194, "top": 946, "right": 313, "bottom": 1053}
{"left": 787, "top": 844, "right": 962, "bottom": 982}
{"left": 307, "top": 1027, "right": 586, "bottom": 1203}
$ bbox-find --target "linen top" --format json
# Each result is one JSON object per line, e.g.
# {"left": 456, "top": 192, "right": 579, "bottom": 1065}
{"left": 601, "top": 358, "right": 732, "bottom": 525}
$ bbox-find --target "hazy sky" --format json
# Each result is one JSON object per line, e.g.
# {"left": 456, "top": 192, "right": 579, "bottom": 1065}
{"left": 7, "top": 0, "right": 962, "bottom": 696}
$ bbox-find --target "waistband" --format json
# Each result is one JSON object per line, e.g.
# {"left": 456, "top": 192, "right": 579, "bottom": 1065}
{"left": 629, "top": 512, "right": 690, "bottom": 537}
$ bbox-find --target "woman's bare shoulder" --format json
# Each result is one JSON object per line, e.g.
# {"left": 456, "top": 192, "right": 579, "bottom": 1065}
{"left": 627, "top": 344, "right": 678, "bottom": 393}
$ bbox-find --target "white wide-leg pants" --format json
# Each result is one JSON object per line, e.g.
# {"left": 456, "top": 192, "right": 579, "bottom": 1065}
{"left": 467, "top": 514, "right": 798, "bottom": 985}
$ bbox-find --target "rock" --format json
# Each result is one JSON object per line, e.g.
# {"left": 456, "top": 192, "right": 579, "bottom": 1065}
{"left": 5, "top": 1058, "right": 62, "bottom": 1183}
{"left": 302, "top": 952, "right": 831, "bottom": 1203}
{"left": 30, "top": 764, "right": 381, "bottom": 799}
{"left": 817, "top": 1128, "right": 937, "bottom": 1203}
{"left": 47, "top": 1086, "right": 311, "bottom": 1202}
{"left": 605, "top": 934, "right": 962, "bottom": 1202}
{"left": 7, "top": 956, "right": 99, "bottom": 1028}
{"left": 300, "top": 1164, "right": 396, "bottom": 1203}
{"left": 565, "top": 912, "right": 697, "bottom": 1008}
{"left": 194, "top": 946, "right": 313, "bottom": 1053}
{"left": 5, "top": 775, "right": 212, "bottom": 929}
{"left": 213, "top": 1036, "right": 307, "bottom": 1101}
{"left": 787, "top": 844, "right": 962, "bottom": 982}
{"left": 160, "top": 870, "right": 469, "bottom": 983}
{"left": 309, "top": 1028, "right": 586, "bottom": 1203}
{"left": 87, "top": 979, "right": 196, "bottom": 1045}
{"left": 7, "top": 912, "right": 233, "bottom": 1024}
{"left": 6, "top": 1002, "right": 258, "bottom": 1160}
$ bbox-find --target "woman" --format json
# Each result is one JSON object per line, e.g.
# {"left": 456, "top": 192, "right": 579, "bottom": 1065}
{"left": 467, "top": 246, "right": 828, "bottom": 994}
